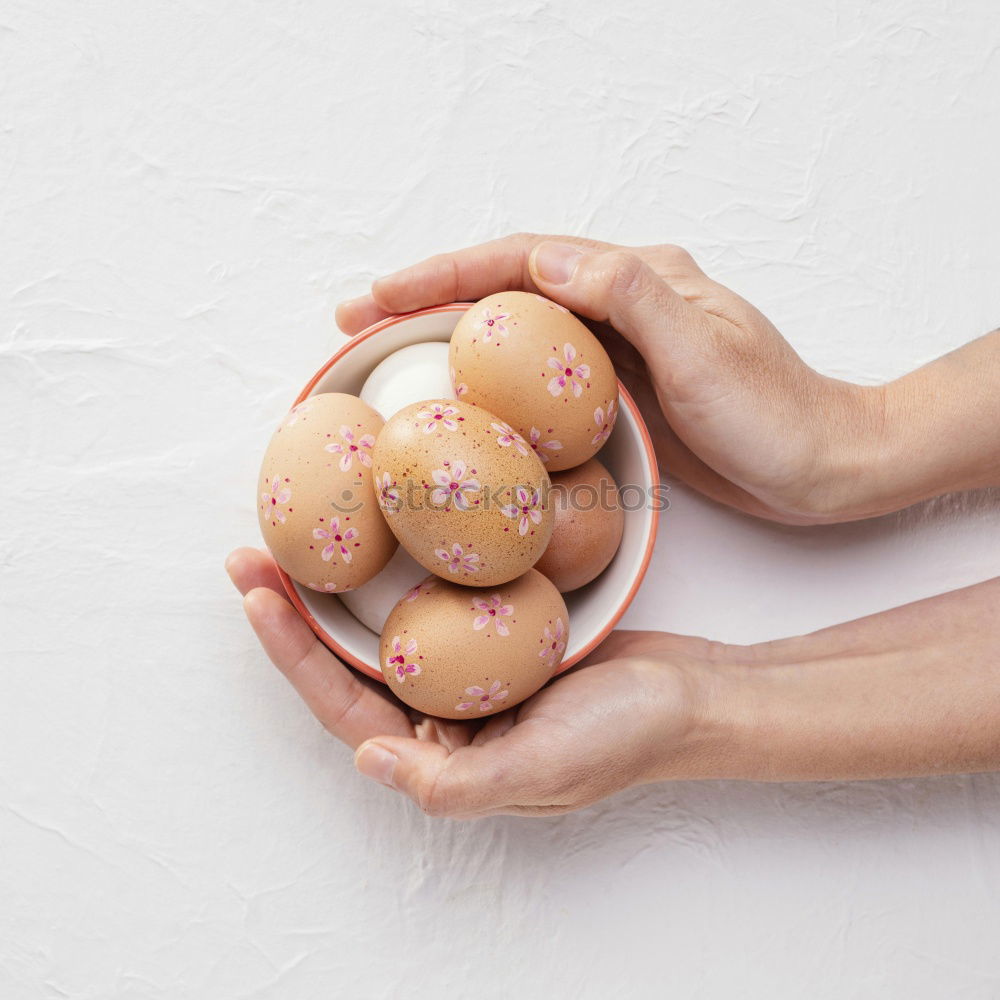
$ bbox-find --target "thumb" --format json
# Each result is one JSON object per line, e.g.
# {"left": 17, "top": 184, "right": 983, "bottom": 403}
{"left": 353, "top": 734, "right": 533, "bottom": 819}
{"left": 528, "top": 241, "right": 708, "bottom": 360}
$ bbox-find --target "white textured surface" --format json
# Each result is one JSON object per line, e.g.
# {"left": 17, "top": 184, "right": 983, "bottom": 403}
{"left": 2, "top": 1, "right": 999, "bottom": 997}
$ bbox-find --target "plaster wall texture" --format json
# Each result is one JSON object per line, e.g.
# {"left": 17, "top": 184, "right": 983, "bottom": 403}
{"left": 2, "top": 2, "right": 999, "bottom": 997}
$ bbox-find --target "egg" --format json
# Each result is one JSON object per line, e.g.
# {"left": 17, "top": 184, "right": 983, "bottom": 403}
{"left": 257, "top": 393, "right": 397, "bottom": 592}
{"left": 534, "top": 457, "right": 624, "bottom": 592}
{"left": 336, "top": 544, "right": 427, "bottom": 634}
{"left": 371, "top": 398, "right": 554, "bottom": 586}
{"left": 359, "top": 342, "right": 456, "bottom": 420}
{"left": 449, "top": 291, "right": 619, "bottom": 471}
{"left": 380, "top": 569, "right": 569, "bottom": 718}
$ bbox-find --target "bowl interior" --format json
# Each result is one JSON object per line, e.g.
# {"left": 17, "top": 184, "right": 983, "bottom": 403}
{"left": 282, "top": 304, "right": 659, "bottom": 681}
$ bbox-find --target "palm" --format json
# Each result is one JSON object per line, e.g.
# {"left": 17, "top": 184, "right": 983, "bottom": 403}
{"left": 377, "top": 639, "right": 689, "bottom": 816}
{"left": 415, "top": 647, "right": 665, "bottom": 751}
{"left": 227, "top": 546, "right": 693, "bottom": 816}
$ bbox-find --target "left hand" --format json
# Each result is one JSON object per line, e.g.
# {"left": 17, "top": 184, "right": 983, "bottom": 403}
{"left": 225, "top": 546, "right": 716, "bottom": 818}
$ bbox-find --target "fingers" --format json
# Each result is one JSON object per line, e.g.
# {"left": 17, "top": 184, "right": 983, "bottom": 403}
{"left": 335, "top": 294, "right": 394, "bottom": 336}
{"left": 412, "top": 714, "right": 478, "bottom": 752}
{"left": 242, "top": 587, "right": 414, "bottom": 747}
{"left": 354, "top": 729, "right": 561, "bottom": 819}
{"left": 368, "top": 233, "right": 618, "bottom": 315}
{"left": 336, "top": 235, "right": 713, "bottom": 346}
{"left": 225, "top": 546, "right": 286, "bottom": 597}
{"left": 527, "top": 242, "right": 710, "bottom": 363}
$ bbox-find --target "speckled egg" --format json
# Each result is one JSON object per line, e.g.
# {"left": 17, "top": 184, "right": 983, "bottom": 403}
{"left": 534, "top": 457, "right": 624, "bottom": 592}
{"left": 371, "top": 398, "right": 554, "bottom": 586}
{"left": 380, "top": 570, "right": 569, "bottom": 719}
{"left": 449, "top": 291, "right": 619, "bottom": 471}
{"left": 257, "top": 393, "right": 397, "bottom": 592}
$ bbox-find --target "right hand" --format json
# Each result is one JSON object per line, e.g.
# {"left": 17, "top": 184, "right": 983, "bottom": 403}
{"left": 337, "top": 234, "right": 886, "bottom": 525}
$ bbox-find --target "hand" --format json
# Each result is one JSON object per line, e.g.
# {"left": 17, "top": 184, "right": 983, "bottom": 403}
{"left": 225, "top": 546, "right": 720, "bottom": 818}
{"left": 228, "top": 549, "right": 1000, "bottom": 808}
{"left": 337, "top": 233, "right": 887, "bottom": 525}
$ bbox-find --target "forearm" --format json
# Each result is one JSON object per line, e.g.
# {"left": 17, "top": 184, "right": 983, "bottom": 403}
{"left": 675, "top": 577, "right": 1000, "bottom": 782}
{"left": 831, "top": 330, "right": 1000, "bottom": 521}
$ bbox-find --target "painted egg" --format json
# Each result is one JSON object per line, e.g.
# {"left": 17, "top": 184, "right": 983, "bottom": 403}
{"left": 534, "top": 457, "right": 624, "bottom": 592}
{"left": 371, "top": 398, "right": 554, "bottom": 586}
{"left": 380, "top": 570, "right": 569, "bottom": 719}
{"left": 360, "top": 342, "right": 456, "bottom": 420}
{"left": 449, "top": 291, "right": 619, "bottom": 471}
{"left": 257, "top": 393, "right": 397, "bottom": 592}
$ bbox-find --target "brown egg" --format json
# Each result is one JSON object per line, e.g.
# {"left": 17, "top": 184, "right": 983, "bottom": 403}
{"left": 380, "top": 570, "right": 569, "bottom": 719}
{"left": 449, "top": 291, "right": 619, "bottom": 471}
{"left": 534, "top": 457, "right": 624, "bottom": 592}
{"left": 257, "top": 393, "right": 397, "bottom": 592}
{"left": 371, "top": 398, "right": 553, "bottom": 586}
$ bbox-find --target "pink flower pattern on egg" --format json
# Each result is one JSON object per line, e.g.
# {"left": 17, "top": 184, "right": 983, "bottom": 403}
{"left": 377, "top": 472, "right": 401, "bottom": 514}
{"left": 528, "top": 427, "right": 563, "bottom": 464}
{"left": 429, "top": 461, "right": 480, "bottom": 511}
{"left": 450, "top": 366, "right": 469, "bottom": 397}
{"left": 284, "top": 401, "right": 311, "bottom": 427}
{"left": 501, "top": 486, "right": 543, "bottom": 536}
{"left": 456, "top": 680, "right": 509, "bottom": 713}
{"left": 434, "top": 542, "right": 480, "bottom": 575}
{"left": 471, "top": 595, "right": 514, "bottom": 637}
{"left": 492, "top": 420, "right": 529, "bottom": 457}
{"left": 312, "top": 517, "right": 358, "bottom": 564}
{"left": 417, "top": 403, "right": 462, "bottom": 434}
{"left": 386, "top": 636, "right": 421, "bottom": 682}
{"left": 261, "top": 476, "right": 292, "bottom": 525}
{"left": 547, "top": 343, "right": 591, "bottom": 398}
{"left": 591, "top": 399, "right": 617, "bottom": 446}
{"left": 325, "top": 425, "right": 375, "bottom": 471}
{"left": 404, "top": 578, "right": 437, "bottom": 602}
{"left": 306, "top": 581, "right": 341, "bottom": 593}
{"left": 533, "top": 293, "right": 569, "bottom": 313}
{"left": 475, "top": 307, "right": 511, "bottom": 343}
{"left": 539, "top": 617, "right": 567, "bottom": 668}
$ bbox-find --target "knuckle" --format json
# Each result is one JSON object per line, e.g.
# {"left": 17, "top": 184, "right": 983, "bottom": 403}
{"left": 416, "top": 761, "right": 457, "bottom": 818}
{"left": 509, "top": 231, "right": 539, "bottom": 248}
{"left": 422, "top": 252, "right": 461, "bottom": 298}
{"left": 319, "top": 674, "right": 365, "bottom": 735}
{"left": 604, "top": 251, "right": 646, "bottom": 298}
{"left": 658, "top": 243, "right": 695, "bottom": 267}
{"left": 424, "top": 251, "right": 452, "bottom": 270}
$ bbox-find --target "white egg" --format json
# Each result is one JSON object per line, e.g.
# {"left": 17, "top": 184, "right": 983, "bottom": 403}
{"left": 337, "top": 544, "right": 427, "bottom": 634}
{"left": 359, "top": 342, "right": 455, "bottom": 420}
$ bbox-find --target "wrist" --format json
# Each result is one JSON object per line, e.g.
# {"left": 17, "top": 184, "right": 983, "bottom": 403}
{"left": 649, "top": 635, "right": 863, "bottom": 783}
{"left": 665, "top": 578, "right": 1000, "bottom": 783}
{"left": 653, "top": 643, "right": 831, "bottom": 784}
{"left": 805, "top": 329, "right": 1000, "bottom": 522}
{"left": 797, "top": 378, "right": 896, "bottom": 524}
{"left": 644, "top": 645, "right": 764, "bottom": 783}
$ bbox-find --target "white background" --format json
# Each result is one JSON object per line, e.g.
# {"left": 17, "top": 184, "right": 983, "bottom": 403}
{"left": 3, "top": 1, "right": 1000, "bottom": 997}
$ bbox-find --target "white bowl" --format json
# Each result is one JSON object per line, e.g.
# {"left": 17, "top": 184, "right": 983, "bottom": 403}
{"left": 276, "top": 304, "right": 660, "bottom": 682}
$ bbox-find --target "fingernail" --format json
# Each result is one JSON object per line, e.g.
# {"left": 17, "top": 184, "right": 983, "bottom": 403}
{"left": 532, "top": 242, "right": 584, "bottom": 285}
{"left": 355, "top": 741, "right": 398, "bottom": 788}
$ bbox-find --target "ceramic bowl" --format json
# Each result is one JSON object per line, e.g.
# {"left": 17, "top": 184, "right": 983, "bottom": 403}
{"left": 276, "top": 304, "right": 660, "bottom": 682}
